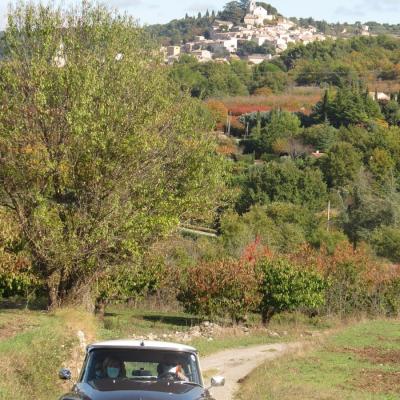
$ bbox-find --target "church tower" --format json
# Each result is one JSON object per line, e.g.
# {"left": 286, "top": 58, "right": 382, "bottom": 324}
{"left": 249, "top": 0, "right": 257, "bottom": 13}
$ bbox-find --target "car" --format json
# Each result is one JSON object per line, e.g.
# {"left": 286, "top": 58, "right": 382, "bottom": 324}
{"left": 58, "top": 339, "right": 225, "bottom": 400}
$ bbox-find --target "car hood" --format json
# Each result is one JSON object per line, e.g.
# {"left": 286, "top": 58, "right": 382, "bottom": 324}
{"left": 69, "top": 380, "right": 206, "bottom": 400}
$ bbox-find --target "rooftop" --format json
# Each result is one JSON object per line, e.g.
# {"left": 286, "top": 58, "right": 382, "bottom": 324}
{"left": 88, "top": 340, "right": 197, "bottom": 353}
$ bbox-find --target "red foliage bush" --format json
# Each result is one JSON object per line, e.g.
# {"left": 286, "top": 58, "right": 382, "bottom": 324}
{"left": 228, "top": 104, "right": 271, "bottom": 116}
{"left": 177, "top": 258, "right": 260, "bottom": 323}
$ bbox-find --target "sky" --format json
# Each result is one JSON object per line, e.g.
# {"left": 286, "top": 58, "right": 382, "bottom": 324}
{"left": 1, "top": 0, "right": 400, "bottom": 30}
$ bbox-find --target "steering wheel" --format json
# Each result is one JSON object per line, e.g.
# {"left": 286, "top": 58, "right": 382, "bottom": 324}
{"left": 158, "top": 371, "right": 180, "bottom": 380}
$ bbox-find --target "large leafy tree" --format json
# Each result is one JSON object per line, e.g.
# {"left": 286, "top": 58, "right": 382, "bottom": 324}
{"left": 0, "top": 2, "right": 225, "bottom": 308}
{"left": 321, "top": 142, "right": 362, "bottom": 188}
{"left": 219, "top": 1, "right": 247, "bottom": 25}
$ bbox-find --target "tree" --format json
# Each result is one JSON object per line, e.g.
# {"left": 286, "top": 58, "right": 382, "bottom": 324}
{"left": 381, "top": 100, "right": 400, "bottom": 126}
{"left": 256, "top": 110, "right": 301, "bottom": 153}
{"left": 237, "top": 161, "right": 328, "bottom": 213}
{"left": 0, "top": 2, "right": 225, "bottom": 308}
{"left": 313, "top": 84, "right": 383, "bottom": 127}
{"left": 341, "top": 175, "right": 397, "bottom": 248}
{"left": 258, "top": 258, "right": 326, "bottom": 323}
{"left": 219, "top": 1, "right": 247, "bottom": 25}
{"left": 321, "top": 142, "right": 362, "bottom": 188}
{"left": 368, "top": 148, "right": 396, "bottom": 190}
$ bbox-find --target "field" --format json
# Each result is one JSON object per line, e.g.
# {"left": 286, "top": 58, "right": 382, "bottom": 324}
{"left": 236, "top": 319, "right": 400, "bottom": 400}
{"left": 219, "top": 86, "right": 323, "bottom": 116}
{"left": 1, "top": 302, "right": 398, "bottom": 400}
{"left": 0, "top": 303, "right": 329, "bottom": 400}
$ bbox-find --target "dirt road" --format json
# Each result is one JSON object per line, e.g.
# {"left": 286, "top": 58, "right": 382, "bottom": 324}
{"left": 201, "top": 342, "right": 302, "bottom": 400}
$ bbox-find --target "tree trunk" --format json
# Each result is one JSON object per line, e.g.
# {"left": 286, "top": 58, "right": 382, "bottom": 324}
{"left": 94, "top": 298, "right": 107, "bottom": 318}
{"left": 261, "top": 306, "right": 275, "bottom": 325}
{"left": 47, "top": 270, "right": 61, "bottom": 310}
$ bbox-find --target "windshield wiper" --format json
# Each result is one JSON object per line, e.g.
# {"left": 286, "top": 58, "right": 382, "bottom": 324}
{"left": 174, "top": 381, "right": 202, "bottom": 388}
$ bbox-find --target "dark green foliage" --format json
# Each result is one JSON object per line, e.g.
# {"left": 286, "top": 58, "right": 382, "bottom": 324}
{"left": 237, "top": 160, "right": 328, "bottom": 213}
{"left": 321, "top": 142, "right": 362, "bottom": 188}
{"left": 218, "top": 1, "right": 247, "bottom": 25}
{"left": 237, "top": 41, "right": 276, "bottom": 57}
{"left": 372, "top": 226, "right": 400, "bottom": 263}
{"left": 170, "top": 57, "right": 248, "bottom": 98}
{"left": 249, "top": 110, "right": 301, "bottom": 154}
{"left": 281, "top": 36, "right": 400, "bottom": 87}
{"left": 341, "top": 180, "right": 397, "bottom": 248}
{"left": 300, "top": 123, "right": 339, "bottom": 151}
{"left": 258, "top": 258, "right": 326, "bottom": 323}
{"left": 313, "top": 85, "right": 383, "bottom": 128}
{"left": 147, "top": 16, "right": 214, "bottom": 45}
{"left": 381, "top": 100, "right": 400, "bottom": 126}
{"left": 251, "top": 61, "right": 288, "bottom": 93}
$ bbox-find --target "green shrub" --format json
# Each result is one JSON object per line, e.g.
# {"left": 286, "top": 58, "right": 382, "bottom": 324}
{"left": 258, "top": 258, "right": 327, "bottom": 324}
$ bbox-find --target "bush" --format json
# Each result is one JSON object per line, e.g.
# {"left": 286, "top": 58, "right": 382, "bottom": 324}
{"left": 371, "top": 226, "right": 400, "bottom": 263}
{"left": 205, "top": 100, "right": 228, "bottom": 126}
{"left": 257, "top": 258, "right": 327, "bottom": 324}
{"left": 177, "top": 258, "right": 260, "bottom": 323}
{"left": 382, "top": 278, "right": 400, "bottom": 317}
{"left": 286, "top": 242, "right": 400, "bottom": 317}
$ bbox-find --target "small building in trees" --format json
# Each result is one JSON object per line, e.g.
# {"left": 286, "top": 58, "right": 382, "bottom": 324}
{"left": 167, "top": 46, "right": 181, "bottom": 57}
{"left": 244, "top": 0, "right": 274, "bottom": 26}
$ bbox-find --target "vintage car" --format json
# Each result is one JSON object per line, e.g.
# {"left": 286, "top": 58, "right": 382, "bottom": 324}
{"left": 58, "top": 339, "right": 225, "bottom": 400}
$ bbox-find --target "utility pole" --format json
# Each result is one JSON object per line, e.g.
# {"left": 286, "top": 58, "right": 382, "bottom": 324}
{"left": 227, "top": 112, "right": 231, "bottom": 136}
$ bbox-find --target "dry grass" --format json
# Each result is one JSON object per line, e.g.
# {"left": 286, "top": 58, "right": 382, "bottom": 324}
{"left": 369, "top": 80, "right": 400, "bottom": 93}
{"left": 218, "top": 86, "right": 323, "bottom": 115}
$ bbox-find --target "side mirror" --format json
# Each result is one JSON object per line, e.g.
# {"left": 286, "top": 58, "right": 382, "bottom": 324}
{"left": 59, "top": 368, "right": 72, "bottom": 380}
{"left": 211, "top": 376, "right": 225, "bottom": 387}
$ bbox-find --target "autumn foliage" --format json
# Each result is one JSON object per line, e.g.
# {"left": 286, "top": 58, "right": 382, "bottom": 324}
{"left": 177, "top": 238, "right": 400, "bottom": 323}
{"left": 177, "top": 257, "right": 260, "bottom": 323}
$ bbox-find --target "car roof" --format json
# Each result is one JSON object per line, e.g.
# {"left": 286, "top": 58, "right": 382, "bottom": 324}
{"left": 88, "top": 340, "right": 198, "bottom": 353}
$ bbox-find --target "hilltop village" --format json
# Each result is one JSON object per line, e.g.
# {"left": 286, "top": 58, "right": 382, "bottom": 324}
{"left": 162, "top": 0, "right": 337, "bottom": 64}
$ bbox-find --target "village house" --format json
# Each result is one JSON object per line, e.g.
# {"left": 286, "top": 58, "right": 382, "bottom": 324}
{"left": 244, "top": 0, "right": 274, "bottom": 26}
{"left": 167, "top": 46, "right": 181, "bottom": 57}
{"left": 179, "top": 0, "right": 328, "bottom": 64}
{"left": 246, "top": 54, "right": 272, "bottom": 64}
{"left": 192, "top": 49, "right": 212, "bottom": 62}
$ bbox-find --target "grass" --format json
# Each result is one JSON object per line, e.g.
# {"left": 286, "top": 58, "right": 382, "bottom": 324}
{"left": 0, "top": 303, "right": 346, "bottom": 400}
{"left": 0, "top": 307, "right": 97, "bottom": 400}
{"left": 100, "top": 305, "right": 333, "bottom": 356}
{"left": 236, "top": 319, "right": 400, "bottom": 400}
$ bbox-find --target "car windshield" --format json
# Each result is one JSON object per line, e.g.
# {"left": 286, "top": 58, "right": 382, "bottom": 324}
{"left": 82, "top": 348, "right": 202, "bottom": 390}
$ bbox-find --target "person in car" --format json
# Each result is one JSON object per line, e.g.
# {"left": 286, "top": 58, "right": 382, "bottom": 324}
{"left": 157, "top": 362, "right": 188, "bottom": 381}
{"left": 102, "top": 356, "right": 126, "bottom": 379}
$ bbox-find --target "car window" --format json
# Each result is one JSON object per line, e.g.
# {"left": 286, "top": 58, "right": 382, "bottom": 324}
{"left": 82, "top": 348, "right": 201, "bottom": 389}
